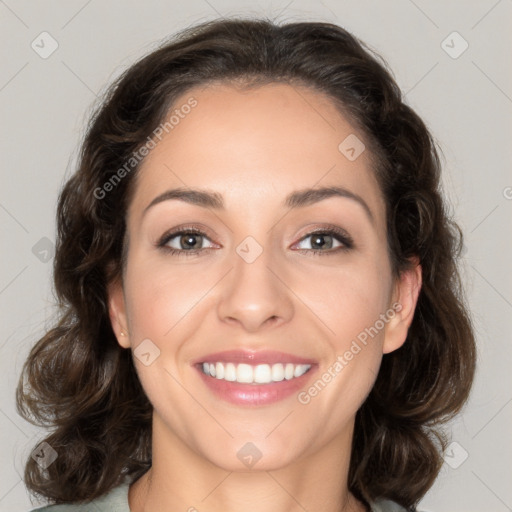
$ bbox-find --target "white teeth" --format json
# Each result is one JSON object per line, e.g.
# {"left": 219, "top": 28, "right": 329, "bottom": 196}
{"left": 294, "top": 364, "right": 310, "bottom": 378}
{"left": 225, "top": 362, "right": 237, "bottom": 381}
{"left": 200, "top": 362, "right": 312, "bottom": 384}
{"left": 215, "top": 362, "right": 224, "bottom": 379}
{"left": 237, "top": 363, "right": 253, "bottom": 383}
{"left": 254, "top": 364, "right": 272, "bottom": 384}
{"left": 271, "top": 363, "right": 285, "bottom": 382}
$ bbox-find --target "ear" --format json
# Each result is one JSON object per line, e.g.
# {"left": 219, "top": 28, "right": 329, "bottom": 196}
{"left": 383, "top": 258, "right": 422, "bottom": 354}
{"left": 107, "top": 277, "right": 130, "bottom": 349}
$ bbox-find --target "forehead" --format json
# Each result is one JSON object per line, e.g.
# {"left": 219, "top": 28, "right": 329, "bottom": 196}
{"left": 128, "top": 82, "right": 385, "bottom": 225}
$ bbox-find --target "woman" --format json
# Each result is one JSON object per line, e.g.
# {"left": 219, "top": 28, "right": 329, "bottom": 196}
{"left": 18, "top": 17, "right": 476, "bottom": 512}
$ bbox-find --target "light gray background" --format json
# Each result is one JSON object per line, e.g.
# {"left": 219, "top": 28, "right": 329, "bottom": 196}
{"left": 1, "top": 1, "right": 511, "bottom": 511}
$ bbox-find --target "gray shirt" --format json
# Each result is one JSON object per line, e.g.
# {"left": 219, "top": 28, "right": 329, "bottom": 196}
{"left": 29, "top": 481, "right": 407, "bottom": 512}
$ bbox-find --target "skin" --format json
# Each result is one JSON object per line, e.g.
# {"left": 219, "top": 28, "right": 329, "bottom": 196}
{"left": 107, "top": 82, "right": 421, "bottom": 512}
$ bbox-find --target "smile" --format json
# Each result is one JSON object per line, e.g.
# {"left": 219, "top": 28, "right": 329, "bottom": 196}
{"left": 200, "top": 362, "right": 312, "bottom": 384}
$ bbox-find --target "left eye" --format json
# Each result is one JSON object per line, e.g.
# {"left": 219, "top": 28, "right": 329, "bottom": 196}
{"left": 294, "top": 232, "right": 345, "bottom": 251}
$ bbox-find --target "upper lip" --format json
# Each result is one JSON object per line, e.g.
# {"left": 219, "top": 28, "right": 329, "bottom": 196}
{"left": 192, "top": 350, "right": 317, "bottom": 366}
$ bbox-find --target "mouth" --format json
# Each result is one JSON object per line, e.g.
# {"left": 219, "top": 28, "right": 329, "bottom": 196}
{"left": 192, "top": 350, "right": 318, "bottom": 406}
{"left": 198, "top": 361, "right": 312, "bottom": 384}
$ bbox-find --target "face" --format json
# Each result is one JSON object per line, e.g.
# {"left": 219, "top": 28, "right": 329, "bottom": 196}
{"left": 108, "top": 82, "right": 420, "bottom": 472}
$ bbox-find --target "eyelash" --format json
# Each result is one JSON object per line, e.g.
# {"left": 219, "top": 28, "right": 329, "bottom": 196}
{"left": 156, "top": 224, "right": 354, "bottom": 258}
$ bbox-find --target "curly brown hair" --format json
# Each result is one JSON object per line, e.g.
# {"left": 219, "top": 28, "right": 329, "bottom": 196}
{"left": 16, "top": 17, "right": 476, "bottom": 510}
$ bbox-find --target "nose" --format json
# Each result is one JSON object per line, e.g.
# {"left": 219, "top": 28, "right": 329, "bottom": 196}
{"left": 216, "top": 244, "right": 294, "bottom": 333}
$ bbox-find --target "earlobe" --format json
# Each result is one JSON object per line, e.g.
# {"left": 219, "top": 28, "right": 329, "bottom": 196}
{"left": 107, "top": 278, "right": 130, "bottom": 349}
{"left": 383, "top": 260, "right": 422, "bottom": 354}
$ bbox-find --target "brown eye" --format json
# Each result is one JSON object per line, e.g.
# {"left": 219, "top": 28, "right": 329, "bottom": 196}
{"left": 309, "top": 233, "right": 335, "bottom": 250}
{"left": 294, "top": 229, "right": 353, "bottom": 254}
{"left": 157, "top": 228, "right": 216, "bottom": 256}
{"left": 174, "top": 232, "right": 204, "bottom": 250}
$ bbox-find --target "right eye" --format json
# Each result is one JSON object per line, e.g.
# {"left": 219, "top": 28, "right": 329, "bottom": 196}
{"left": 157, "top": 227, "right": 217, "bottom": 257}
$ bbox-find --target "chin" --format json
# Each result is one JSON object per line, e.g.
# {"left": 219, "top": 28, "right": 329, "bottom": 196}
{"left": 196, "top": 435, "right": 304, "bottom": 472}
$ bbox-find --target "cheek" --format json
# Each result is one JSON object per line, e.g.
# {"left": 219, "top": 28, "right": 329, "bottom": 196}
{"left": 295, "top": 277, "right": 390, "bottom": 435}
{"left": 302, "top": 259, "right": 392, "bottom": 389}
{"left": 296, "top": 257, "right": 391, "bottom": 394}
{"left": 298, "top": 256, "right": 392, "bottom": 344}
{"left": 124, "top": 256, "right": 213, "bottom": 341}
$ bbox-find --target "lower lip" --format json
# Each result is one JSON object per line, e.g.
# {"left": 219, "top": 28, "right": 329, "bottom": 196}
{"left": 195, "top": 364, "right": 317, "bottom": 406}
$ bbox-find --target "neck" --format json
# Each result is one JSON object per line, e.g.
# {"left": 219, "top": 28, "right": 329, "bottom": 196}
{"left": 129, "top": 411, "right": 366, "bottom": 512}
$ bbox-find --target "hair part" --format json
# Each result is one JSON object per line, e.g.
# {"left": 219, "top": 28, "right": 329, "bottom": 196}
{"left": 16, "top": 16, "right": 476, "bottom": 510}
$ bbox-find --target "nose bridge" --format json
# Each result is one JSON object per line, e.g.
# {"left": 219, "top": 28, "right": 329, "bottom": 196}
{"left": 216, "top": 236, "right": 294, "bottom": 331}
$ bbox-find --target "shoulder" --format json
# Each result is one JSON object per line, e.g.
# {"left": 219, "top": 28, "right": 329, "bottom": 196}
{"left": 370, "top": 499, "right": 409, "bottom": 512}
{"left": 28, "top": 481, "right": 131, "bottom": 512}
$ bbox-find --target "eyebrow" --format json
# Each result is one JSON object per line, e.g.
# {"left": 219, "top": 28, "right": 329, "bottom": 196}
{"left": 142, "top": 186, "right": 373, "bottom": 222}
